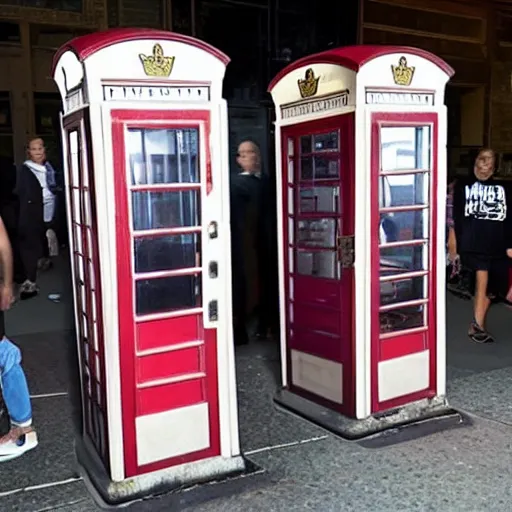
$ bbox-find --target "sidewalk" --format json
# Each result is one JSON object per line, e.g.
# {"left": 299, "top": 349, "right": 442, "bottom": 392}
{"left": 2, "top": 261, "right": 512, "bottom": 511}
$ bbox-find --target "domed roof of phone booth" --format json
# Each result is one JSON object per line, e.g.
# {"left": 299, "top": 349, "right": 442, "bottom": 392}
{"left": 268, "top": 45, "right": 454, "bottom": 92}
{"left": 52, "top": 27, "right": 230, "bottom": 75}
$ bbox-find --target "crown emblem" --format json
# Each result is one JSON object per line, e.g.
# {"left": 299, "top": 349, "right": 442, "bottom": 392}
{"left": 298, "top": 68, "right": 320, "bottom": 98}
{"left": 139, "top": 43, "right": 175, "bottom": 77}
{"left": 391, "top": 56, "right": 415, "bottom": 86}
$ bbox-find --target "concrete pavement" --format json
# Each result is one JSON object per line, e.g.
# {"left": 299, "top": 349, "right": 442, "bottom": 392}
{"left": 2, "top": 259, "right": 512, "bottom": 511}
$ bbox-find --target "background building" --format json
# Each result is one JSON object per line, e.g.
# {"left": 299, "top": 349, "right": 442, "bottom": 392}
{"left": 2, "top": 0, "right": 512, "bottom": 179}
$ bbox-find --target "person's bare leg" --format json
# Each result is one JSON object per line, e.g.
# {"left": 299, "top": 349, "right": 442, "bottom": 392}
{"left": 474, "top": 270, "right": 490, "bottom": 328}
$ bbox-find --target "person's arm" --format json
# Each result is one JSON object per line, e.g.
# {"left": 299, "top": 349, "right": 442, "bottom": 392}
{"left": 450, "top": 179, "right": 464, "bottom": 257}
{"left": 0, "top": 216, "right": 13, "bottom": 310}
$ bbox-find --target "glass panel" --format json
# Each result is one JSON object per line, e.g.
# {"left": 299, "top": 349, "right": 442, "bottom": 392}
{"left": 313, "top": 131, "right": 338, "bottom": 151}
{"left": 69, "top": 130, "right": 79, "bottom": 187}
{"left": 297, "top": 218, "right": 337, "bottom": 248}
{"left": 379, "top": 209, "right": 427, "bottom": 244}
{"left": 300, "top": 156, "right": 339, "bottom": 180}
{"left": 134, "top": 233, "right": 199, "bottom": 273}
{"left": 300, "top": 135, "right": 312, "bottom": 154}
{"left": 136, "top": 274, "right": 200, "bottom": 315}
{"left": 380, "top": 126, "right": 431, "bottom": 171}
{"left": 132, "top": 190, "right": 199, "bottom": 231}
{"left": 379, "top": 173, "right": 428, "bottom": 209}
{"left": 380, "top": 276, "right": 426, "bottom": 306}
{"left": 296, "top": 249, "right": 338, "bottom": 279}
{"left": 72, "top": 188, "right": 81, "bottom": 227}
{"left": 380, "top": 245, "right": 426, "bottom": 274}
{"left": 380, "top": 304, "right": 425, "bottom": 333}
{"left": 299, "top": 186, "right": 339, "bottom": 213}
{"left": 127, "top": 128, "right": 199, "bottom": 185}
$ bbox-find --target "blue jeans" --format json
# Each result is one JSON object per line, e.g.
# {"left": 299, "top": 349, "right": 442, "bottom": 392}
{"left": 0, "top": 338, "right": 32, "bottom": 426}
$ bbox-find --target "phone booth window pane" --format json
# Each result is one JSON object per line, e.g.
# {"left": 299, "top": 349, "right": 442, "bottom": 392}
{"left": 313, "top": 131, "right": 338, "bottom": 151}
{"left": 380, "top": 245, "right": 425, "bottom": 273}
{"left": 301, "top": 156, "right": 339, "bottom": 180}
{"left": 136, "top": 275, "right": 199, "bottom": 315}
{"left": 380, "top": 304, "right": 425, "bottom": 334}
{"left": 134, "top": 233, "right": 199, "bottom": 273}
{"left": 300, "top": 135, "right": 312, "bottom": 154}
{"left": 379, "top": 210, "right": 427, "bottom": 245}
{"left": 296, "top": 249, "right": 338, "bottom": 279}
{"left": 380, "top": 276, "right": 426, "bottom": 306}
{"left": 380, "top": 126, "right": 431, "bottom": 171}
{"left": 379, "top": 174, "right": 428, "bottom": 208}
{"left": 132, "top": 190, "right": 199, "bottom": 230}
{"left": 128, "top": 128, "right": 199, "bottom": 185}
{"left": 299, "top": 186, "right": 339, "bottom": 213}
{"left": 69, "top": 130, "right": 80, "bottom": 187}
{"left": 297, "top": 219, "right": 337, "bottom": 248}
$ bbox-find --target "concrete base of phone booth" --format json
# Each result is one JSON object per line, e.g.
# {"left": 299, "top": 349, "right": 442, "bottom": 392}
{"left": 274, "top": 390, "right": 467, "bottom": 445}
{"left": 75, "top": 436, "right": 265, "bottom": 507}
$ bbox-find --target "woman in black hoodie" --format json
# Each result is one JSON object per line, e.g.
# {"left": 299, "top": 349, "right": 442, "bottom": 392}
{"left": 451, "top": 148, "right": 512, "bottom": 343}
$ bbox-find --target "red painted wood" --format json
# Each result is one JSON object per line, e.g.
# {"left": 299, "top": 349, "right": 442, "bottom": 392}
{"left": 111, "top": 109, "right": 220, "bottom": 477}
{"left": 281, "top": 113, "right": 356, "bottom": 416}
{"left": 52, "top": 27, "right": 230, "bottom": 74}
{"left": 137, "top": 380, "right": 205, "bottom": 416}
{"left": 137, "top": 346, "right": 203, "bottom": 384}
{"left": 370, "top": 112, "right": 438, "bottom": 413}
{"left": 136, "top": 314, "right": 201, "bottom": 352}
{"left": 268, "top": 45, "right": 454, "bottom": 92}
{"left": 380, "top": 331, "right": 427, "bottom": 361}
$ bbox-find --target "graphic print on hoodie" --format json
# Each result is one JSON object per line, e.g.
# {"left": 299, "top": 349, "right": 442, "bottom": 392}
{"left": 464, "top": 181, "right": 506, "bottom": 222}
{"left": 453, "top": 176, "right": 512, "bottom": 258}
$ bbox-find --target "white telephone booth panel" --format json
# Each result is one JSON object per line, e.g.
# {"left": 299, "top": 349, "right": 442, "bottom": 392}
{"left": 52, "top": 28, "right": 243, "bottom": 501}
{"left": 269, "top": 46, "right": 454, "bottom": 431}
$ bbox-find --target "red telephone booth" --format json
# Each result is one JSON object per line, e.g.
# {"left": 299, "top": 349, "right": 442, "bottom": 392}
{"left": 268, "top": 46, "right": 455, "bottom": 434}
{"left": 52, "top": 28, "right": 244, "bottom": 502}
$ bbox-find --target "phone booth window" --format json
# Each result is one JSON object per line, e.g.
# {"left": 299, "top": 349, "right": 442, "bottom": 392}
{"left": 378, "top": 126, "right": 431, "bottom": 335}
{"left": 127, "top": 128, "right": 201, "bottom": 317}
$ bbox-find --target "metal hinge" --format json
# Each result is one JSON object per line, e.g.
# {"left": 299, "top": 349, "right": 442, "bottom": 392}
{"left": 337, "top": 235, "right": 355, "bottom": 268}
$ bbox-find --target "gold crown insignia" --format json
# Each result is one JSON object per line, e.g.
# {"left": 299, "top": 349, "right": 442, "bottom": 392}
{"left": 298, "top": 68, "right": 320, "bottom": 98}
{"left": 139, "top": 43, "right": 175, "bottom": 77}
{"left": 391, "top": 56, "right": 415, "bottom": 86}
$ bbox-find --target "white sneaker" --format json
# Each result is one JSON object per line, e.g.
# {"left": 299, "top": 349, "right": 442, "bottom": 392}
{"left": 0, "top": 430, "right": 38, "bottom": 462}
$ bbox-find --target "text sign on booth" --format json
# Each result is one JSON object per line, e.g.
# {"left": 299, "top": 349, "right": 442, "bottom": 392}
{"left": 281, "top": 90, "right": 350, "bottom": 120}
{"left": 103, "top": 85, "right": 211, "bottom": 102}
{"left": 365, "top": 90, "right": 434, "bottom": 106}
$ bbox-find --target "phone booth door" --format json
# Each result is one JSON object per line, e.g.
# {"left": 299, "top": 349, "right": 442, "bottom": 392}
{"left": 282, "top": 114, "right": 355, "bottom": 413}
{"left": 371, "top": 113, "right": 438, "bottom": 412}
{"left": 63, "top": 112, "right": 109, "bottom": 467}
{"left": 110, "top": 108, "right": 220, "bottom": 476}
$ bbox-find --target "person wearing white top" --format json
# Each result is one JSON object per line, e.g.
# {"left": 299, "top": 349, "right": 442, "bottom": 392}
{"left": 15, "top": 138, "right": 60, "bottom": 300}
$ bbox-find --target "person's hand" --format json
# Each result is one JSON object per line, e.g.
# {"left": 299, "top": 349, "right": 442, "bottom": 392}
{"left": 507, "top": 248, "right": 512, "bottom": 259}
{"left": 0, "top": 283, "right": 13, "bottom": 311}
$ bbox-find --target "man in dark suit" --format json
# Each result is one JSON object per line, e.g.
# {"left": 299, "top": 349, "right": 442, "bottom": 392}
{"left": 230, "top": 140, "right": 279, "bottom": 344}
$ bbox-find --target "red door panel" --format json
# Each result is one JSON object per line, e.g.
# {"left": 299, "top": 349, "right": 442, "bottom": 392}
{"left": 111, "top": 109, "right": 220, "bottom": 477}
{"left": 281, "top": 114, "right": 355, "bottom": 415}
{"left": 370, "top": 113, "right": 438, "bottom": 412}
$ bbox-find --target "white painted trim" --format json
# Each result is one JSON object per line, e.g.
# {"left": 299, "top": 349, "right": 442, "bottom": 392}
{"left": 278, "top": 105, "right": 356, "bottom": 127}
{"left": 273, "top": 128, "right": 287, "bottom": 388}
{"left": 98, "top": 104, "right": 125, "bottom": 481}
{"left": 217, "top": 99, "right": 241, "bottom": 459}
{"left": 435, "top": 105, "right": 448, "bottom": 397}
{"left": 135, "top": 403, "right": 210, "bottom": 466}
{"left": 354, "top": 108, "right": 372, "bottom": 420}
{"left": 378, "top": 350, "right": 430, "bottom": 402}
{"left": 290, "top": 350, "right": 343, "bottom": 404}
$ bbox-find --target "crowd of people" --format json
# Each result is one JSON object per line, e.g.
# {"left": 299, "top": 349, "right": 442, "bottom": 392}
{"left": 0, "top": 137, "right": 63, "bottom": 461}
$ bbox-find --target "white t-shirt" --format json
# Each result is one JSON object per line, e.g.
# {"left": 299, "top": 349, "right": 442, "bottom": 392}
{"left": 25, "top": 160, "right": 56, "bottom": 223}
